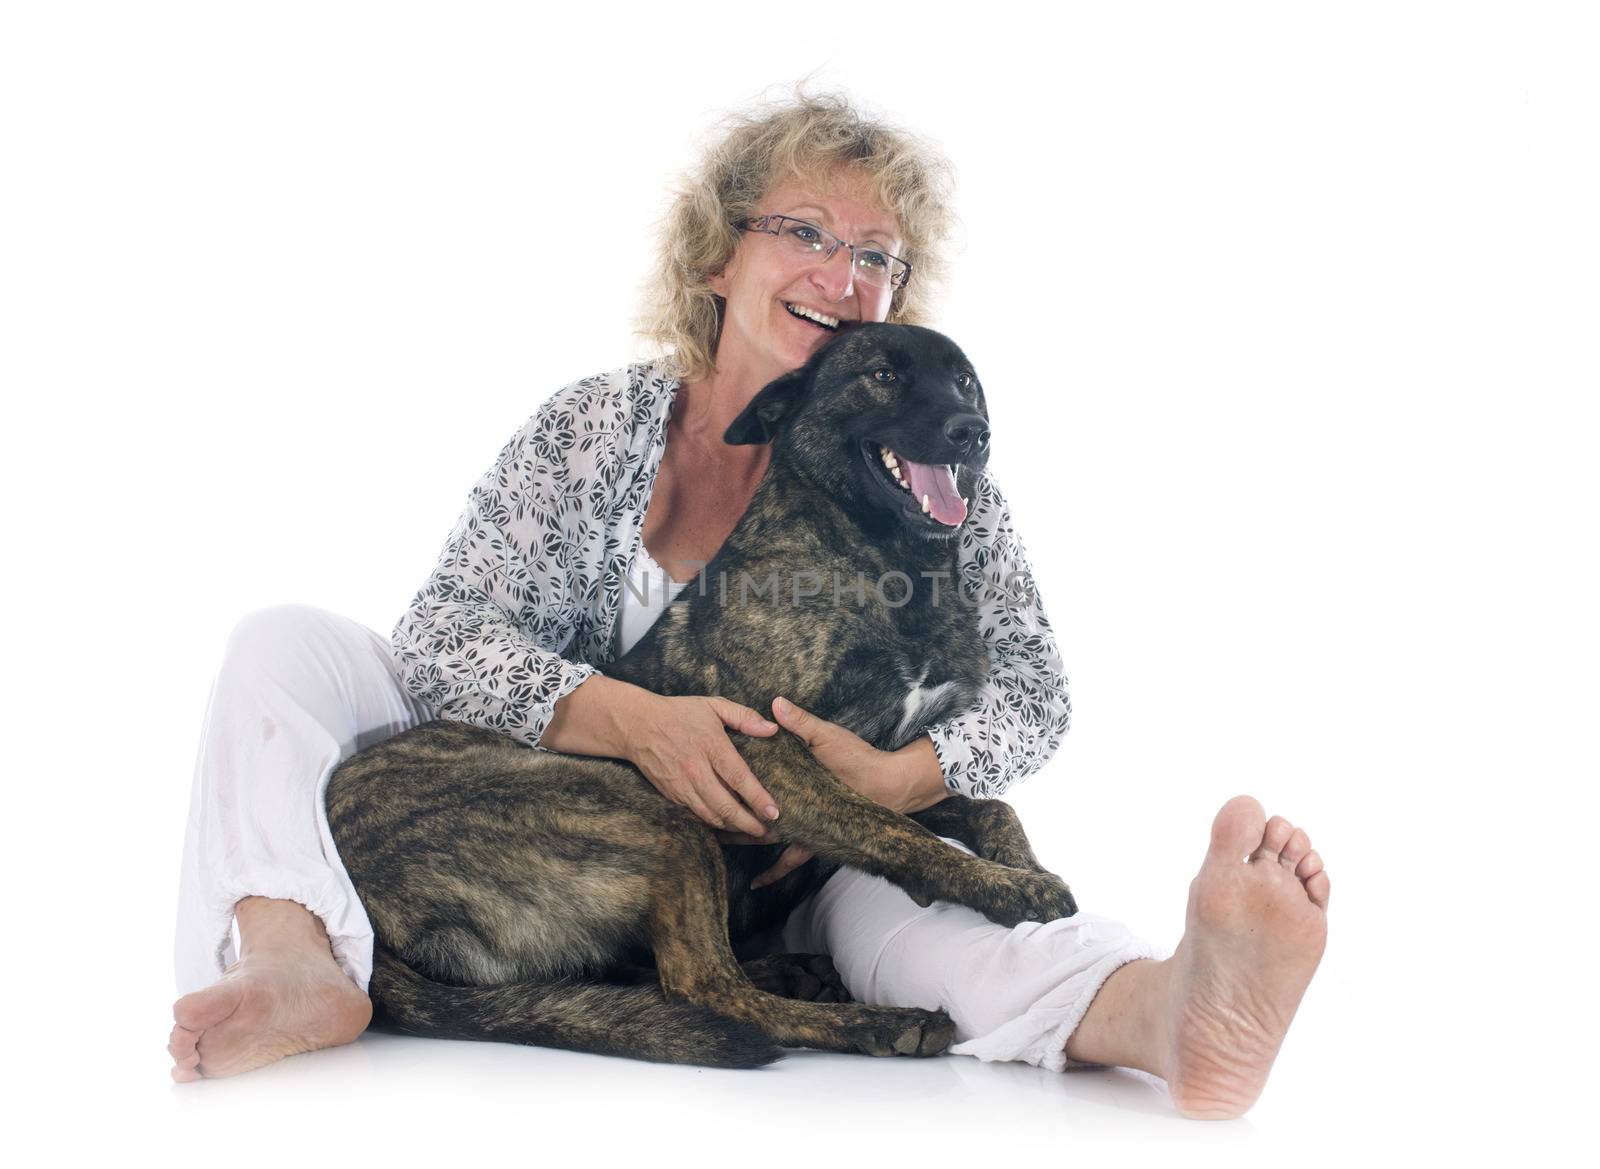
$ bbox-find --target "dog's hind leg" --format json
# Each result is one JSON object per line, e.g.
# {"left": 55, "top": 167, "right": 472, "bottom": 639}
{"left": 609, "top": 953, "right": 850, "bottom": 1002}
{"left": 648, "top": 828, "right": 953, "bottom": 1057}
{"left": 368, "top": 944, "right": 779, "bottom": 1068}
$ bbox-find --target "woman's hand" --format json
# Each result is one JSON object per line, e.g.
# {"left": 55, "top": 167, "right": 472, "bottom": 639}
{"left": 622, "top": 693, "right": 783, "bottom": 839}
{"left": 730, "top": 696, "right": 950, "bottom": 889}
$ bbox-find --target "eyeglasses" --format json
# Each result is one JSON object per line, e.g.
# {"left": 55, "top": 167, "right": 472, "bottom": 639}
{"left": 745, "top": 215, "right": 913, "bottom": 290}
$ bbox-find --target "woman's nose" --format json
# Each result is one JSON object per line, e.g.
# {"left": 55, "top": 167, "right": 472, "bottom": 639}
{"left": 808, "top": 247, "right": 855, "bottom": 301}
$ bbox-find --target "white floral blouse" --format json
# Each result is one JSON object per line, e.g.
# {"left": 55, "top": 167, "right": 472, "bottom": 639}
{"left": 391, "top": 360, "right": 1072, "bottom": 798}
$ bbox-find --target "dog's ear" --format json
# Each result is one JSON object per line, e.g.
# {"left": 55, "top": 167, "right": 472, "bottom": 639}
{"left": 724, "top": 367, "right": 810, "bottom": 446}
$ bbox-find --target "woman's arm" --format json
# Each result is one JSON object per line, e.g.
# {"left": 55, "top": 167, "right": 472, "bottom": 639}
{"left": 391, "top": 408, "right": 603, "bottom": 747}
{"left": 392, "top": 371, "right": 783, "bottom": 838}
{"left": 545, "top": 675, "right": 782, "bottom": 837}
{"left": 925, "top": 469, "right": 1072, "bottom": 798}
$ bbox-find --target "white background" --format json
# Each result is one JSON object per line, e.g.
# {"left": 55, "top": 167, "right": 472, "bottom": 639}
{"left": 3, "top": 1, "right": 1595, "bottom": 1163}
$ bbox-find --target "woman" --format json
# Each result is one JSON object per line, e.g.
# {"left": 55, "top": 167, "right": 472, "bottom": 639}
{"left": 169, "top": 92, "right": 1329, "bottom": 1120}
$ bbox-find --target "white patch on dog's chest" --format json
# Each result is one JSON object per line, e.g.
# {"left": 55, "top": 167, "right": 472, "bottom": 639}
{"left": 895, "top": 663, "right": 958, "bottom": 742}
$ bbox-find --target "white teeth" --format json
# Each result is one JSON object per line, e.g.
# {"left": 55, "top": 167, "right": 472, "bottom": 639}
{"left": 879, "top": 445, "right": 909, "bottom": 489}
{"left": 921, "top": 493, "right": 930, "bottom": 514}
{"left": 786, "top": 302, "right": 839, "bottom": 329}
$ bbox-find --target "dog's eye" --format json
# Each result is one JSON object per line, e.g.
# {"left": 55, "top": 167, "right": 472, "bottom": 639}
{"left": 956, "top": 372, "right": 975, "bottom": 393}
{"left": 873, "top": 368, "right": 897, "bottom": 384}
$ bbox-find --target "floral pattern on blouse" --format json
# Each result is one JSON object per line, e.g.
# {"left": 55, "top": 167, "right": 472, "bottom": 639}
{"left": 391, "top": 360, "right": 1071, "bottom": 798}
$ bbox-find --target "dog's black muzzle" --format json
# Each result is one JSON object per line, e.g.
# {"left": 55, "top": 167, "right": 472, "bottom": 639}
{"left": 942, "top": 413, "right": 990, "bottom": 463}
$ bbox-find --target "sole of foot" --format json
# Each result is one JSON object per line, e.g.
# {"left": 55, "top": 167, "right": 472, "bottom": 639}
{"left": 169, "top": 956, "right": 372, "bottom": 1082}
{"left": 1163, "top": 795, "right": 1329, "bottom": 1120}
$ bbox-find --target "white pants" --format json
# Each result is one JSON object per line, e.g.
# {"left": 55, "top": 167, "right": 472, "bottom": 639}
{"left": 175, "top": 605, "right": 1163, "bottom": 1070}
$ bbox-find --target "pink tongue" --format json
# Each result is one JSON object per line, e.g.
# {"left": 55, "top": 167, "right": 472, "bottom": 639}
{"left": 899, "top": 457, "right": 967, "bottom": 526}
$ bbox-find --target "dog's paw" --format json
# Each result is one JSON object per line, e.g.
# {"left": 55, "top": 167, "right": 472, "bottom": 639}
{"left": 979, "top": 870, "right": 1079, "bottom": 927}
{"left": 804, "top": 954, "right": 852, "bottom": 1004}
{"left": 857, "top": 1008, "right": 955, "bottom": 1058}
{"left": 741, "top": 953, "right": 852, "bottom": 1003}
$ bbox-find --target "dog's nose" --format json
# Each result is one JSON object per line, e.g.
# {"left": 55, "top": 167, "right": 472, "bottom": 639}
{"left": 943, "top": 414, "right": 990, "bottom": 458}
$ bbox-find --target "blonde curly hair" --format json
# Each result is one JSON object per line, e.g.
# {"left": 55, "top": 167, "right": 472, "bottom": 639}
{"left": 638, "top": 89, "right": 957, "bottom": 382}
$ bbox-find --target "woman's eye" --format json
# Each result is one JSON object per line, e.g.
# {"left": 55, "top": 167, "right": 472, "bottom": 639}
{"left": 788, "top": 223, "right": 822, "bottom": 245}
{"left": 874, "top": 368, "right": 897, "bottom": 383}
{"left": 857, "top": 249, "right": 889, "bottom": 269}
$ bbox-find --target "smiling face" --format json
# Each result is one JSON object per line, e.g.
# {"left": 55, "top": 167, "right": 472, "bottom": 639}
{"left": 709, "top": 174, "right": 904, "bottom": 390}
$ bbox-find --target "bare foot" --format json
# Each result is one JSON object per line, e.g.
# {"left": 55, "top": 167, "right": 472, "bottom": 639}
{"left": 1161, "top": 795, "right": 1330, "bottom": 1119}
{"left": 168, "top": 898, "right": 372, "bottom": 1082}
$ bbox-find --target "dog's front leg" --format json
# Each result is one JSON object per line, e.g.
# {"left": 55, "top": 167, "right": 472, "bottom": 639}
{"left": 908, "top": 796, "right": 1062, "bottom": 879}
{"left": 736, "top": 734, "right": 1077, "bottom": 927}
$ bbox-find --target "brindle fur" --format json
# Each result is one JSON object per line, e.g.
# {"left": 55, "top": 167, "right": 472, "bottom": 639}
{"left": 327, "top": 324, "right": 1076, "bottom": 1068}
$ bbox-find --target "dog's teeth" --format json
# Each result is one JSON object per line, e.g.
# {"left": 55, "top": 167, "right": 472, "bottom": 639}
{"left": 921, "top": 493, "right": 930, "bottom": 514}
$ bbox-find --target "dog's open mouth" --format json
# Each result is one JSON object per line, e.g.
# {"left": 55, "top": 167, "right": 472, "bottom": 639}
{"left": 866, "top": 442, "right": 968, "bottom": 527}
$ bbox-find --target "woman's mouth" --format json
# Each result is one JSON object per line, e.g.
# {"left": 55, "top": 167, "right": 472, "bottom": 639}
{"left": 785, "top": 302, "right": 840, "bottom": 332}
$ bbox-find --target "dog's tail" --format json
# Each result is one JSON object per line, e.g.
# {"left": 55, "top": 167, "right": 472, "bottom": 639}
{"left": 368, "top": 944, "right": 780, "bottom": 1069}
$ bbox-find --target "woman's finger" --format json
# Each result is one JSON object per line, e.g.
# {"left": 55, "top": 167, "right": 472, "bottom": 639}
{"left": 709, "top": 697, "right": 780, "bottom": 738}
{"left": 693, "top": 763, "right": 769, "bottom": 838}
{"left": 770, "top": 695, "right": 825, "bottom": 746}
{"left": 711, "top": 742, "right": 780, "bottom": 822}
{"left": 675, "top": 785, "right": 726, "bottom": 832}
{"left": 752, "top": 844, "right": 815, "bottom": 889}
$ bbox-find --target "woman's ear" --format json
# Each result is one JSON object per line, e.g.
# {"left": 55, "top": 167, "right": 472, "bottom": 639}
{"left": 709, "top": 236, "right": 743, "bottom": 299}
{"left": 724, "top": 367, "right": 810, "bottom": 446}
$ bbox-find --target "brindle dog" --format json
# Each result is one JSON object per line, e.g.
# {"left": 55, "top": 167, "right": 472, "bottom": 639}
{"left": 327, "top": 323, "right": 1076, "bottom": 1068}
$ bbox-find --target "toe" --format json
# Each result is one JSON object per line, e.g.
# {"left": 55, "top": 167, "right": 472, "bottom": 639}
{"left": 1254, "top": 815, "right": 1293, "bottom": 861}
{"left": 1295, "top": 849, "right": 1324, "bottom": 881}
{"left": 174, "top": 981, "right": 244, "bottom": 1032}
{"left": 168, "top": 1024, "right": 198, "bottom": 1060}
{"left": 1209, "top": 795, "right": 1267, "bottom": 863}
{"left": 1279, "top": 827, "right": 1312, "bottom": 869}
{"left": 169, "top": 1036, "right": 203, "bottom": 1080}
{"left": 1305, "top": 870, "right": 1331, "bottom": 909}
